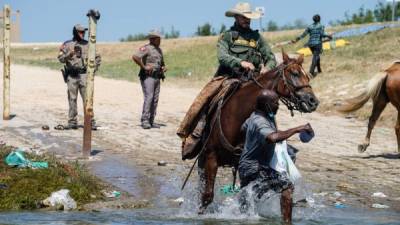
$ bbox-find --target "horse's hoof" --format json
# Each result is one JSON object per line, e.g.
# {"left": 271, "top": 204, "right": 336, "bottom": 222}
{"left": 198, "top": 206, "right": 206, "bottom": 215}
{"left": 358, "top": 144, "right": 367, "bottom": 153}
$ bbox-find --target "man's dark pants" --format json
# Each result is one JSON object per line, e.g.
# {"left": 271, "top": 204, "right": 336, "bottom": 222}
{"left": 239, "top": 168, "right": 293, "bottom": 213}
{"left": 309, "top": 44, "right": 322, "bottom": 75}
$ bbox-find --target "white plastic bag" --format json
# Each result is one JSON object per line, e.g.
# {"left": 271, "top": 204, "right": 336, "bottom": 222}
{"left": 42, "top": 189, "right": 77, "bottom": 210}
{"left": 269, "top": 141, "right": 301, "bottom": 182}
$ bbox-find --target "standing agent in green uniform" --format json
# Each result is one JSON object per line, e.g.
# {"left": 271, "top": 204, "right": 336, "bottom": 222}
{"left": 58, "top": 24, "right": 101, "bottom": 130}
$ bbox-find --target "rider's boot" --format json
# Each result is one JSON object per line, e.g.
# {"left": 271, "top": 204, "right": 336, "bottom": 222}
{"left": 182, "top": 115, "right": 206, "bottom": 160}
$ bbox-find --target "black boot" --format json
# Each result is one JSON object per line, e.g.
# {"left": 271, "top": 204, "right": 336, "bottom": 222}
{"left": 141, "top": 121, "right": 151, "bottom": 129}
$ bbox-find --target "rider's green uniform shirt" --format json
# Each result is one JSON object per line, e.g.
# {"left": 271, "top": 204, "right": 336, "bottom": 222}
{"left": 216, "top": 23, "right": 277, "bottom": 77}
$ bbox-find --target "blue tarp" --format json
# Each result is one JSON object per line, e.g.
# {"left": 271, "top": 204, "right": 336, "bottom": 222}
{"left": 332, "top": 23, "right": 400, "bottom": 39}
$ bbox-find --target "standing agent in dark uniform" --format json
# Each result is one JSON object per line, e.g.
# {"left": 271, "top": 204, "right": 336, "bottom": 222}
{"left": 292, "top": 14, "right": 332, "bottom": 77}
{"left": 58, "top": 24, "right": 101, "bottom": 130}
{"left": 132, "top": 30, "right": 167, "bottom": 129}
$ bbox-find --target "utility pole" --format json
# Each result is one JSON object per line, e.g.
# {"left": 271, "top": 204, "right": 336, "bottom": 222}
{"left": 3, "top": 5, "right": 11, "bottom": 120}
{"left": 82, "top": 9, "right": 100, "bottom": 158}
{"left": 255, "top": 6, "right": 265, "bottom": 31}
{"left": 389, "top": 0, "right": 400, "bottom": 21}
{"left": 393, "top": 0, "right": 396, "bottom": 21}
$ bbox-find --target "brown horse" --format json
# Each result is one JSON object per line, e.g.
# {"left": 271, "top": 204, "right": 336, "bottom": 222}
{"left": 339, "top": 62, "right": 400, "bottom": 153}
{"left": 197, "top": 51, "right": 319, "bottom": 212}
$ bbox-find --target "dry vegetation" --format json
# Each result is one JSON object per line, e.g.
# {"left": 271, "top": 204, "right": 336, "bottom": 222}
{"left": 3, "top": 24, "right": 400, "bottom": 127}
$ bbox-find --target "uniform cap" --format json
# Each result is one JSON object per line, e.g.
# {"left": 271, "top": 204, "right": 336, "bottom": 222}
{"left": 74, "top": 24, "right": 88, "bottom": 32}
{"left": 147, "top": 30, "right": 162, "bottom": 39}
{"left": 225, "top": 2, "right": 261, "bottom": 19}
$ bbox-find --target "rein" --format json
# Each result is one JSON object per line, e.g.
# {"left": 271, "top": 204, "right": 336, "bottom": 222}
{"left": 253, "top": 62, "right": 311, "bottom": 116}
{"left": 182, "top": 62, "right": 312, "bottom": 190}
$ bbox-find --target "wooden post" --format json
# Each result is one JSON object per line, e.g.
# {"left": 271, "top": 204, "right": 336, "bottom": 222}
{"left": 82, "top": 10, "right": 100, "bottom": 157}
{"left": 3, "top": 5, "right": 11, "bottom": 120}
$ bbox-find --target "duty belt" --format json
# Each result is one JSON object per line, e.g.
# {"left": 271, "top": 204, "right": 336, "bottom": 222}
{"left": 66, "top": 67, "right": 87, "bottom": 77}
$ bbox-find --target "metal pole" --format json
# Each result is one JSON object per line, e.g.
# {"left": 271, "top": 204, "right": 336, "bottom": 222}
{"left": 3, "top": 5, "right": 11, "bottom": 120}
{"left": 82, "top": 10, "right": 99, "bottom": 157}
{"left": 393, "top": 0, "right": 396, "bottom": 21}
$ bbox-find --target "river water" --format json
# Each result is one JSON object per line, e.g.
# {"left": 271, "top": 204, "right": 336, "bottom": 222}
{"left": 1, "top": 185, "right": 400, "bottom": 225}
{"left": 0, "top": 207, "right": 399, "bottom": 225}
{"left": 2, "top": 127, "right": 400, "bottom": 224}
{"left": 2, "top": 151, "right": 399, "bottom": 225}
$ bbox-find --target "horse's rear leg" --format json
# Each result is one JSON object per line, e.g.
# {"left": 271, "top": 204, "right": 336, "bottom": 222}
{"left": 198, "top": 150, "right": 218, "bottom": 214}
{"left": 359, "top": 93, "right": 388, "bottom": 153}
{"left": 395, "top": 111, "right": 400, "bottom": 154}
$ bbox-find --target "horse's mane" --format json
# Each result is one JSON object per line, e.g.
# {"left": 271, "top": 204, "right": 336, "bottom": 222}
{"left": 385, "top": 61, "right": 400, "bottom": 73}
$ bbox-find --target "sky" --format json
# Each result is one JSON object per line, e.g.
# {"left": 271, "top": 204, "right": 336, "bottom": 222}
{"left": 1, "top": 0, "right": 384, "bottom": 42}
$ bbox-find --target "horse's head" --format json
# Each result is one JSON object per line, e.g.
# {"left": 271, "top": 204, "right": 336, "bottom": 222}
{"left": 275, "top": 51, "right": 319, "bottom": 113}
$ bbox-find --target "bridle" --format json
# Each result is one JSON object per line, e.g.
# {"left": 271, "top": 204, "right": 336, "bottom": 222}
{"left": 250, "top": 62, "right": 312, "bottom": 116}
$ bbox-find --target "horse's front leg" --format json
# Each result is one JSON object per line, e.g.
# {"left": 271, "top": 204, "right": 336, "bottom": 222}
{"left": 198, "top": 149, "right": 218, "bottom": 214}
{"left": 358, "top": 95, "right": 387, "bottom": 153}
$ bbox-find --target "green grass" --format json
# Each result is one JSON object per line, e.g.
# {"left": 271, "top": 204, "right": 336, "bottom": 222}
{"left": 0, "top": 145, "right": 105, "bottom": 210}
{"left": 11, "top": 47, "right": 60, "bottom": 70}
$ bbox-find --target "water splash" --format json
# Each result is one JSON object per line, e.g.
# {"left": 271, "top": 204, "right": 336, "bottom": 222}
{"left": 177, "top": 176, "right": 327, "bottom": 222}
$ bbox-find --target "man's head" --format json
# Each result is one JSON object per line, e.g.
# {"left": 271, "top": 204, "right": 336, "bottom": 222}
{"left": 312, "top": 14, "right": 321, "bottom": 23}
{"left": 148, "top": 30, "right": 161, "bottom": 47}
{"left": 234, "top": 15, "right": 251, "bottom": 29}
{"left": 256, "top": 90, "right": 279, "bottom": 115}
{"left": 225, "top": 2, "right": 261, "bottom": 29}
{"left": 72, "top": 24, "right": 87, "bottom": 41}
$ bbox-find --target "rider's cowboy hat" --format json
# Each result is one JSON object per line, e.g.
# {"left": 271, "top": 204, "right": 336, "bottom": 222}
{"left": 147, "top": 30, "right": 162, "bottom": 39}
{"left": 225, "top": 2, "right": 261, "bottom": 19}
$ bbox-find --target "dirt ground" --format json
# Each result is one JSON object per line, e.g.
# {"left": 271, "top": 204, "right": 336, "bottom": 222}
{"left": 1, "top": 64, "right": 400, "bottom": 211}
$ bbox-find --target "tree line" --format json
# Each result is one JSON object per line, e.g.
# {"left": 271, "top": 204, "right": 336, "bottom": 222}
{"left": 120, "top": 26, "right": 180, "bottom": 42}
{"left": 334, "top": 1, "right": 400, "bottom": 25}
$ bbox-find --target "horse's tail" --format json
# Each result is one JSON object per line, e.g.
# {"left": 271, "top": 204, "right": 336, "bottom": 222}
{"left": 338, "top": 72, "right": 387, "bottom": 113}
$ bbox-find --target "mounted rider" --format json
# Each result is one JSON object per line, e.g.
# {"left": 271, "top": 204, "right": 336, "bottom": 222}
{"left": 177, "top": 2, "right": 277, "bottom": 160}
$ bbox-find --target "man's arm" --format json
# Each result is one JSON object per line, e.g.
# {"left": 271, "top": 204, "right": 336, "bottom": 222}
{"left": 132, "top": 54, "right": 145, "bottom": 69}
{"left": 258, "top": 36, "right": 277, "bottom": 71}
{"left": 132, "top": 53, "right": 153, "bottom": 74}
{"left": 321, "top": 26, "right": 333, "bottom": 40}
{"left": 293, "top": 27, "right": 309, "bottom": 43}
{"left": 95, "top": 53, "right": 101, "bottom": 71}
{"left": 57, "top": 43, "right": 73, "bottom": 63}
{"left": 161, "top": 53, "right": 167, "bottom": 72}
{"left": 266, "top": 123, "right": 313, "bottom": 144}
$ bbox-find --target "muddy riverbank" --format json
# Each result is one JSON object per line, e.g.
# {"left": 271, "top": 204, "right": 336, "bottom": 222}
{"left": 0, "top": 64, "right": 399, "bottom": 215}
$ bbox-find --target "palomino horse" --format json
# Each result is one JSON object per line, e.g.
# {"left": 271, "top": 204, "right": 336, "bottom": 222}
{"left": 197, "top": 51, "right": 319, "bottom": 212}
{"left": 339, "top": 62, "right": 400, "bottom": 153}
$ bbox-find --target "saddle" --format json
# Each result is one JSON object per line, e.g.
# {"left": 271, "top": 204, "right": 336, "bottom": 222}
{"left": 184, "top": 78, "right": 243, "bottom": 160}
{"left": 180, "top": 72, "right": 261, "bottom": 161}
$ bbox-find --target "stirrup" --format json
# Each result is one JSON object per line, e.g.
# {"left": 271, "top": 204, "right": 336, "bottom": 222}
{"left": 182, "top": 135, "right": 202, "bottom": 160}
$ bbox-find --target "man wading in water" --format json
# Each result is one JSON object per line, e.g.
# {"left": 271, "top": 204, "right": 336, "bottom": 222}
{"left": 239, "top": 90, "right": 313, "bottom": 223}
